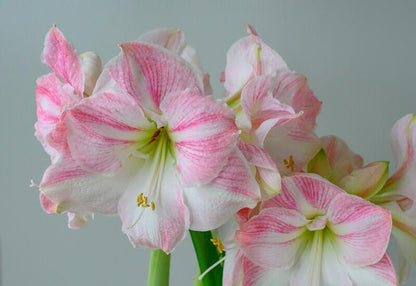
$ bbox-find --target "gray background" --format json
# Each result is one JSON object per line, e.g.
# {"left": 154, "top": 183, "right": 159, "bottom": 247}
{"left": 1, "top": 0, "right": 416, "bottom": 285}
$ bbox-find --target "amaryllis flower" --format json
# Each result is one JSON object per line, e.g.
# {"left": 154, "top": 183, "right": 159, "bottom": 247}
{"left": 35, "top": 26, "right": 102, "bottom": 227}
{"left": 35, "top": 25, "right": 102, "bottom": 160}
{"left": 233, "top": 174, "right": 395, "bottom": 286}
{"left": 374, "top": 114, "right": 416, "bottom": 281}
{"left": 40, "top": 41, "right": 260, "bottom": 252}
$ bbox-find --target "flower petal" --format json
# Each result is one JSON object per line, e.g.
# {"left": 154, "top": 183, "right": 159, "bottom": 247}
{"left": 320, "top": 135, "right": 364, "bottom": 184}
{"left": 80, "top": 51, "right": 102, "bottom": 97}
{"left": 183, "top": 149, "right": 260, "bottom": 231}
{"left": 118, "top": 155, "right": 188, "bottom": 253}
{"left": 35, "top": 73, "right": 68, "bottom": 158}
{"left": 222, "top": 249, "right": 244, "bottom": 286}
{"left": 67, "top": 212, "right": 94, "bottom": 229}
{"left": 272, "top": 71, "right": 322, "bottom": 128}
{"left": 162, "top": 89, "right": 237, "bottom": 185}
{"left": 224, "top": 27, "right": 287, "bottom": 97}
{"left": 240, "top": 75, "right": 297, "bottom": 146}
{"left": 382, "top": 114, "right": 416, "bottom": 201}
{"left": 347, "top": 254, "right": 397, "bottom": 286}
{"left": 110, "top": 42, "right": 202, "bottom": 113}
{"left": 242, "top": 257, "right": 292, "bottom": 286}
{"left": 327, "top": 192, "right": 392, "bottom": 266}
{"left": 40, "top": 154, "right": 140, "bottom": 214}
{"left": 264, "top": 120, "right": 321, "bottom": 175}
{"left": 43, "top": 26, "right": 83, "bottom": 96}
{"left": 66, "top": 82, "right": 153, "bottom": 174}
{"left": 264, "top": 174, "right": 342, "bottom": 217}
{"left": 339, "top": 161, "right": 389, "bottom": 199}
{"left": 238, "top": 140, "right": 281, "bottom": 199}
{"left": 236, "top": 207, "right": 308, "bottom": 269}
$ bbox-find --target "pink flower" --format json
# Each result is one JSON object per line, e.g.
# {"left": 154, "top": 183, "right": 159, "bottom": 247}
{"left": 375, "top": 114, "right": 416, "bottom": 281}
{"left": 227, "top": 174, "right": 395, "bottom": 286}
{"left": 40, "top": 41, "right": 260, "bottom": 252}
{"left": 35, "top": 26, "right": 103, "bottom": 227}
{"left": 222, "top": 26, "right": 322, "bottom": 199}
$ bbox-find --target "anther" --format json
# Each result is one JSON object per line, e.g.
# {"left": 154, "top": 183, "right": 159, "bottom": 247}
{"left": 283, "top": 155, "right": 295, "bottom": 172}
{"left": 137, "top": 193, "right": 155, "bottom": 211}
{"left": 210, "top": 238, "right": 224, "bottom": 254}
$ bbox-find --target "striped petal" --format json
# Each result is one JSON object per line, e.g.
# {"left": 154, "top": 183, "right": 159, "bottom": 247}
{"left": 236, "top": 207, "right": 308, "bottom": 269}
{"left": 162, "top": 89, "right": 237, "bottom": 185}
{"left": 66, "top": 82, "right": 153, "bottom": 174}
{"left": 40, "top": 154, "right": 140, "bottom": 215}
{"left": 240, "top": 75, "right": 297, "bottom": 146}
{"left": 183, "top": 150, "right": 260, "bottom": 231}
{"left": 109, "top": 42, "right": 202, "bottom": 113}
{"left": 327, "top": 192, "right": 392, "bottom": 266}
{"left": 347, "top": 254, "right": 397, "bottom": 286}
{"left": 272, "top": 71, "right": 322, "bottom": 129}
{"left": 43, "top": 26, "right": 83, "bottom": 96}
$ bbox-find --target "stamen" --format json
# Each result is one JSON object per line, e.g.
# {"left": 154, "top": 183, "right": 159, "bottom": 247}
{"left": 283, "top": 155, "right": 295, "bottom": 172}
{"left": 198, "top": 256, "right": 226, "bottom": 281}
{"left": 210, "top": 238, "right": 224, "bottom": 254}
{"left": 136, "top": 193, "right": 155, "bottom": 211}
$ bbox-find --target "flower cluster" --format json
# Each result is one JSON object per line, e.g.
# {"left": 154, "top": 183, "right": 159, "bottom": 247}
{"left": 34, "top": 25, "right": 415, "bottom": 285}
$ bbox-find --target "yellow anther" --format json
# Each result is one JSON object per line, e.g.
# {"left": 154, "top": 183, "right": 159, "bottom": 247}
{"left": 137, "top": 193, "right": 144, "bottom": 207}
{"left": 283, "top": 155, "right": 295, "bottom": 172}
{"left": 210, "top": 238, "right": 224, "bottom": 254}
{"left": 151, "top": 201, "right": 156, "bottom": 211}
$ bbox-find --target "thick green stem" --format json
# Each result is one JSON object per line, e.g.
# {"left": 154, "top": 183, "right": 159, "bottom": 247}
{"left": 190, "top": 230, "right": 223, "bottom": 286}
{"left": 147, "top": 249, "right": 171, "bottom": 286}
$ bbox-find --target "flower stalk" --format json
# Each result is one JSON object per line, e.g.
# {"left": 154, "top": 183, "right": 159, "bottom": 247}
{"left": 147, "top": 249, "right": 171, "bottom": 286}
{"left": 190, "top": 230, "right": 223, "bottom": 286}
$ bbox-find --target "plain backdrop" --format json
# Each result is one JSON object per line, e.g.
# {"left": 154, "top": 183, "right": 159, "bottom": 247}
{"left": 1, "top": 0, "right": 416, "bottom": 285}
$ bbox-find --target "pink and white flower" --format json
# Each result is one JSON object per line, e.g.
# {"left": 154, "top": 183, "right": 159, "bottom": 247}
{"left": 40, "top": 40, "right": 260, "bottom": 252}
{"left": 231, "top": 174, "right": 395, "bottom": 286}
{"left": 375, "top": 114, "right": 416, "bottom": 281}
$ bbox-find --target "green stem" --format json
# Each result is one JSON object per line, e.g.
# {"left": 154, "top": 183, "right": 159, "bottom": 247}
{"left": 147, "top": 249, "right": 171, "bottom": 286}
{"left": 190, "top": 230, "right": 223, "bottom": 286}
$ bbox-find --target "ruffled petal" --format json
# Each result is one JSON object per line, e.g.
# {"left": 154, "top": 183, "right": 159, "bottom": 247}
{"left": 43, "top": 26, "right": 83, "bottom": 96}
{"left": 183, "top": 150, "right": 260, "bottom": 231}
{"left": 40, "top": 154, "right": 140, "bottom": 214}
{"left": 162, "top": 89, "right": 237, "bottom": 185}
{"left": 109, "top": 42, "right": 202, "bottom": 113}
{"left": 118, "top": 155, "right": 188, "bottom": 253}
{"left": 327, "top": 192, "right": 392, "bottom": 266}
{"left": 236, "top": 207, "right": 308, "bottom": 269}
